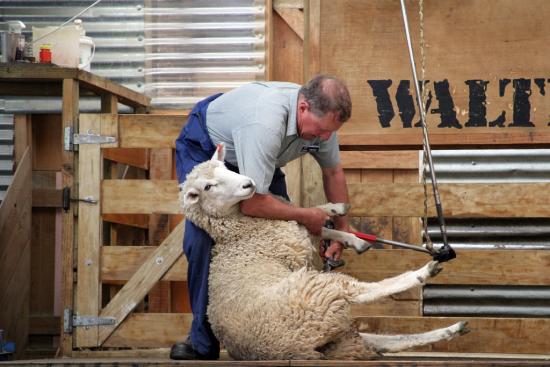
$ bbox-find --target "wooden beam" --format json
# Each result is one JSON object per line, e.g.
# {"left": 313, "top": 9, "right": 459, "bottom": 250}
{"left": 14, "top": 114, "right": 31, "bottom": 166}
{"left": 102, "top": 179, "right": 550, "bottom": 218}
{"left": 103, "top": 148, "right": 150, "bottom": 170}
{"left": 104, "top": 313, "right": 192, "bottom": 348}
{"left": 304, "top": 0, "right": 321, "bottom": 79}
{"left": 338, "top": 128, "right": 550, "bottom": 150}
{"left": 274, "top": 7, "right": 304, "bottom": 40}
{"left": 102, "top": 179, "right": 180, "bottom": 214}
{"left": 97, "top": 220, "right": 185, "bottom": 346}
{"left": 75, "top": 114, "right": 103, "bottom": 347}
{"left": 59, "top": 78, "right": 78, "bottom": 356}
{"left": 30, "top": 316, "right": 60, "bottom": 336}
{"left": 102, "top": 214, "right": 150, "bottom": 229}
{"left": 340, "top": 151, "right": 419, "bottom": 169}
{"left": 356, "top": 316, "right": 550, "bottom": 354}
{"left": 341, "top": 249, "right": 550, "bottom": 286}
{"left": 32, "top": 188, "right": 63, "bottom": 208}
{"left": 0, "top": 64, "right": 150, "bottom": 108}
{"left": 274, "top": 0, "right": 303, "bottom": 9}
{"left": 118, "top": 114, "right": 186, "bottom": 148}
{"left": 101, "top": 246, "right": 187, "bottom": 282}
{"left": 347, "top": 182, "right": 550, "bottom": 218}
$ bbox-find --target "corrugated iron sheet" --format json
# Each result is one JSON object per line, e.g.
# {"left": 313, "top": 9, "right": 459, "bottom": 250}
{"left": 424, "top": 285, "right": 550, "bottom": 317}
{"left": 0, "top": 0, "right": 265, "bottom": 112}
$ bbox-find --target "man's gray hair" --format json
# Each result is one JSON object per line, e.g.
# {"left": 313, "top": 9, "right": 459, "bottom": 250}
{"left": 298, "top": 74, "right": 352, "bottom": 122}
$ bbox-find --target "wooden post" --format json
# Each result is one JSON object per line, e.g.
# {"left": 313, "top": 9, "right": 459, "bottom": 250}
{"left": 59, "top": 78, "right": 79, "bottom": 356}
{"left": 75, "top": 114, "right": 102, "bottom": 347}
{"left": 147, "top": 148, "right": 174, "bottom": 312}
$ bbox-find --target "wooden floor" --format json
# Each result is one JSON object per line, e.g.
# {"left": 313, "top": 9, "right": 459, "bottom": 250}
{"left": 3, "top": 353, "right": 550, "bottom": 367}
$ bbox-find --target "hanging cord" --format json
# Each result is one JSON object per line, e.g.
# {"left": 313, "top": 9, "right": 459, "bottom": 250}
{"left": 418, "top": 0, "right": 433, "bottom": 251}
{"left": 30, "top": 0, "right": 102, "bottom": 46}
{"left": 399, "top": 0, "right": 450, "bottom": 251}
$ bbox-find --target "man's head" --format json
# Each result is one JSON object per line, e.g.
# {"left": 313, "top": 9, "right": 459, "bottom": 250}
{"left": 297, "top": 75, "right": 352, "bottom": 141}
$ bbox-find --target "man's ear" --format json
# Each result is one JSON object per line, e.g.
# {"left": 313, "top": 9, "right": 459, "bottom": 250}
{"left": 183, "top": 187, "right": 200, "bottom": 205}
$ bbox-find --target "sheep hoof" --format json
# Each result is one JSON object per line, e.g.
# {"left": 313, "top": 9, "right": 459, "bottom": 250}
{"left": 355, "top": 241, "right": 372, "bottom": 254}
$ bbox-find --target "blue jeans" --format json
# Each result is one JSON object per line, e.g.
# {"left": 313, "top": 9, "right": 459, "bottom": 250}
{"left": 175, "top": 94, "right": 289, "bottom": 357}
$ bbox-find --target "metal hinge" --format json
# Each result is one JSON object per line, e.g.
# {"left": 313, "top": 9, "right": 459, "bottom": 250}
{"left": 64, "top": 127, "right": 116, "bottom": 151}
{"left": 64, "top": 309, "right": 116, "bottom": 333}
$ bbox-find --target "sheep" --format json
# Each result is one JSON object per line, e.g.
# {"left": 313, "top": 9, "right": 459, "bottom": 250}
{"left": 179, "top": 145, "right": 469, "bottom": 360}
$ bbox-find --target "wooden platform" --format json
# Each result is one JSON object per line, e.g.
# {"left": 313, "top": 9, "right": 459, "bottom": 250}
{"left": 4, "top": 353, "right": 550, "bottom": 367}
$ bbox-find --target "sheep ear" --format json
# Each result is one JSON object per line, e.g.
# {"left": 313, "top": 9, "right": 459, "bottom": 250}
{"left": 183, "top": 187, "right": 200, "bottom": 205}
{"left": 210, "top": 143, "right": 225, "bottom": 162}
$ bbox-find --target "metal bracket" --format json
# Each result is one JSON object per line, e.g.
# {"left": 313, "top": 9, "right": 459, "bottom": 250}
{"left": 74, "top": 129, "right": 116, "bottom": 145}
{"left": 62, "top": 187, "right": 97, "bottom": 212}
{"left": 64, "top": 309, "right": 116, "bottom": 333}
{"left": 64, "top": 126, "right": 74, "bottom": 151}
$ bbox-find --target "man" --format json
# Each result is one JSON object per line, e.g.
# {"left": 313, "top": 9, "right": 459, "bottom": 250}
{"left": 171, "top": 74, "right": 353, "bottom": 360}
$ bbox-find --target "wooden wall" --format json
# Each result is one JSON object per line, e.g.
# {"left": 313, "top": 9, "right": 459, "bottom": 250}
{"left": 0, "top": 147, "right": 31, "bottom": 359}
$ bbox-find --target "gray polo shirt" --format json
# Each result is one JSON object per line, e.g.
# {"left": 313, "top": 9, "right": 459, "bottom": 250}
{"left": 206, "top": 81, "right": 340, "bottom": 194}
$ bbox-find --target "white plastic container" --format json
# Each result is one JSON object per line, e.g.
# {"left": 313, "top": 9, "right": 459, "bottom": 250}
{"left": 32, "top": 24, "right": 80, "bottom": 67}
{"left": 79, "top": 36, "right": 95, "bottom": 71}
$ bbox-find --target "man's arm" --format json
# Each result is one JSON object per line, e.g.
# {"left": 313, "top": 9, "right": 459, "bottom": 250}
{"left": 240, "top": 193, "right": 329, "bottom": 235}
{"left": 321, "top": 163, "right": 351, "bottom": 260}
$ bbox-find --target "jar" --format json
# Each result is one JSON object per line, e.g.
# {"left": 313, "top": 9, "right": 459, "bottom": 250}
{"left": 39, "top": 44, "right": 52, "bottom": 63}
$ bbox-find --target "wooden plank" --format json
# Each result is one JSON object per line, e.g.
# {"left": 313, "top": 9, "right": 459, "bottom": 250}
{"left": 97, "top": 220, "right": 185, "bottom": 346}
{"left": 148, "top": 148, "right": 174, "bottom": 312}
{"left": 102, "top": 179, "right": 180, "bottom": 214}
{"left": 32, "top": 188, "right": 63, "bottom": 207}
{"left": 14, "top": 114, "right": 31, "bottom": 166}
{"left": 339, "top": 128, "right": 550, "bottom": 150}
{"left": 104, "top": 313, "right": 192, "bottom": 348}
{"left": 301, "top": 153, "right": 326, "bottom": 208}
{"left": 32, "top": 114, "right": 62, "bottom": 170}
{"left": 340, "top": 151, "right": 419, "bottom": 169}
{"left": 102, "top": 214, "right": 150, "bottom": 229}
{"left": 118, "top": 114, "right": 185, "bottom": 148}
{"left": 265, "top": 0, "right": 274, "bottom": 81}
{"left": 304, "top": 0, "right": 321, "bottom": 79}
{"left": 274, "top": 0, "right": 304, "bottom": 9}
{"left": 30, "top": 316, "right": 60, "bottom": 336}
{"left": 0, "top": 147, "right": 31, "bottom": 359}
{"left": 341, "top": 249, "right": 550, "bottom": 286}
{"left": 101, "top": 94, "right": 118, "bottom": 114}
{"left": 75, "top": 114, "right": 102, "bottom": 347}
{"left": 103, "top": 180, "right": 550, "bottom": 218}
{"left": 356, "top": 316, "right": 550, "bottom": 354}
{"left": 348, "top": 182, "right": 550, "bottom": 218}
{"left": 313, "top": 1, "right": 550, "bottom": 149}
{"left": 0, "top": 64, "right": 150, "bottom": 108}
{"left": 101, "top": 246, "right": 187, "bottom": 282}
{"left": 103, "top": 148, "right": 149, "bottom": 170}
{"left": 274, "top": 8, "right": 304, "bottom": 40}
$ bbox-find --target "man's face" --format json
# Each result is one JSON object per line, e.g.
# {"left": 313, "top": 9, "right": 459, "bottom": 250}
{"left": 297, "top": 99, "right": 343, "bottom": 141}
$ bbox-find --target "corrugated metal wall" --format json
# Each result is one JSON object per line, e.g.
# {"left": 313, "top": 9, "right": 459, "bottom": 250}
{"left": 0, "top": 0, "right": 266, "bottom": 112}
{"left": 428, "top": 149, "right": 550, "bottom": 250}
{"left": 424, "top": 149, "right": 550, "bottom": 318}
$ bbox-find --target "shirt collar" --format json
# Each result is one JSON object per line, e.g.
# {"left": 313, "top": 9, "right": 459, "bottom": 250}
{"left": 286, "top": 88, "right": 299, "bottom": 137}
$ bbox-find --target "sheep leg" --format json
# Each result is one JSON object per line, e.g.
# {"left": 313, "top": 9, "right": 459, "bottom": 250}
{"left": 360, "top": 321, "right": 470, "bottom": 353}
{"left": 349, "top": 261, "right": 442, "bottom": 304}
{"left": 321, "top": 227, "right": 371, "bottom": 254}
{"left": 316, "top": 203, "right": 350, "bottom": 216}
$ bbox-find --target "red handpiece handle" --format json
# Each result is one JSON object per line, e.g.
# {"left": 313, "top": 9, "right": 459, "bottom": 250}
{"left": 351, "top": 231, "right": 378, "bottom": 242}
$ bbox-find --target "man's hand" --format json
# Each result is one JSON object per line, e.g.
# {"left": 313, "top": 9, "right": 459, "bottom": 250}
{"left": 300, "top": 207, "right": 330, "bottom": 236}
{"left": 321, "top": 240, "right": 344, "bottom": 261}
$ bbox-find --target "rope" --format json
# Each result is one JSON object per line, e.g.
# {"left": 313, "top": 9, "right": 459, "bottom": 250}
{"left": 418, "top": 0, "right": 434, "bottom": 251}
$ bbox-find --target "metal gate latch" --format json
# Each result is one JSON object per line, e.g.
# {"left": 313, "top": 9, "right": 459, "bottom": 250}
{"left": 74, "top": 129, "right": 116, "bottom": 145}
{"left": 64, "top": 309, "right": 116, "bottom": 333}
{"left": 65, "top": 127, "right": 117, "bottom": 150}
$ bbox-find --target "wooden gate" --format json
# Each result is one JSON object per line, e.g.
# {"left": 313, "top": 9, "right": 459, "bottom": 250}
{"left": 73, "top": 113, "right": 191, "bottom": 349}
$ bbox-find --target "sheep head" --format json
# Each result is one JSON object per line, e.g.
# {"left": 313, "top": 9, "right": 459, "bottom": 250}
{"left": 179, "top": 144, "right": 256, "bottom": 218}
